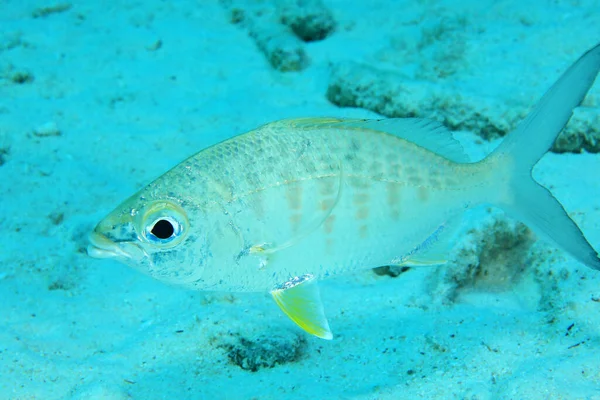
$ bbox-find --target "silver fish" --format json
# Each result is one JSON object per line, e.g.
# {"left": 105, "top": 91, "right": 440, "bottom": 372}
{"left": 88, "top": 43, "right": 600, "bottom": 339}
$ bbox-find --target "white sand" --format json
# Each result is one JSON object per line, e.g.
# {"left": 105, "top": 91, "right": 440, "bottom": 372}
{"left": 1, "top": 1, "right": 599, "bottom": 399}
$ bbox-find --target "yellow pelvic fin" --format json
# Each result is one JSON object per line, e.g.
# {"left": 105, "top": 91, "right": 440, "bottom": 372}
{"left": 270, "top": 274, "right": 332, "bottom": 340}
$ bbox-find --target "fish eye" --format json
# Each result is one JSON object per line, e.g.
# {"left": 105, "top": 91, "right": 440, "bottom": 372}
{"left": 147, "top": 217, "right": 180, "bottom": 242}
{"left": 137, "top": 201, "right": 189, "bottom": 248}
{"left": 150, "top": 218, "right": 175, "bottom": 239}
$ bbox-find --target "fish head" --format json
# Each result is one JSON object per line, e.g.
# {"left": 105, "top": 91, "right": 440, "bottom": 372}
{"left": 87, "top": 189, "right": 228, "bottom": 288}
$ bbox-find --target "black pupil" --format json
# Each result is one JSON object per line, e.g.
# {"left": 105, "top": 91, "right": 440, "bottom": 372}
{"left": 151, "top": 219, "right": 174, "bottom": 239}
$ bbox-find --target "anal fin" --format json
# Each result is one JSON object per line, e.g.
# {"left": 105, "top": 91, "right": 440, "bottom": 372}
{"left": 392, "top": 217, "right": 462, "bottom": 267}
{"left": 270, "top": 274, "right": 333, "bottom": 340}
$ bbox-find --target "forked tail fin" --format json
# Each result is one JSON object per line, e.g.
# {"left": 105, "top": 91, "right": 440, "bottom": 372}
{"left": 483, "top": 42, "right": 600, "bottom": 270}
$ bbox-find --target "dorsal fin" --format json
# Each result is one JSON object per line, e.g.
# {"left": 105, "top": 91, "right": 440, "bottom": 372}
{"left": 338, "top": 118, "right": 470, "bottom": 163}
{"left": 270, "top": 117, "right": 470, "bottom": 163}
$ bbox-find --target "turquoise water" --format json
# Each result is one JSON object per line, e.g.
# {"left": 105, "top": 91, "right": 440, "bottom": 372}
{"left": 1, "top": 1, "right": 599, "bottom": 399}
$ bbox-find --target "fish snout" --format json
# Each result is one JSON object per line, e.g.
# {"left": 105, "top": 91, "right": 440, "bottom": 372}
{"left": 87, "top": 231, "right": 147, "bottom": 261}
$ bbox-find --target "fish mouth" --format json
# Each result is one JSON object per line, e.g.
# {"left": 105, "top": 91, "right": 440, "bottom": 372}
{"left": 87, "top": 231, "right": 147, "bottom": 261}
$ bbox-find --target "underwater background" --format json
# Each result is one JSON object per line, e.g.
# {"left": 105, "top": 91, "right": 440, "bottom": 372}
{"left": 1, "top": 0, "right": 600, "bottom": 399}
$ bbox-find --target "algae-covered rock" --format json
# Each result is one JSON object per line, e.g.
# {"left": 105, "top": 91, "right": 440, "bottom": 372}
{"left": 246, "top": 16, "right": 309, "bottom": 72}
{"left": 220, "top": 0, "right": 309, "bottom": 71}
{"left": 426, "top": 211, "right": 537, "bottom": 303}
{"left": 220, "top": 0, "right": 335, "bottom": 71}
{"left": 277, "top": 0, "right": 336, "bottom": 42}
{"left": 551, "top": 107, "right": 600, "bottom": 153}
{"left": 219, "top": 331, "right": 306, "bottom": 371}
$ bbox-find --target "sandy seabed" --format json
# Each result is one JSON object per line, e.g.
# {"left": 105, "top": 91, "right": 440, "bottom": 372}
{"left": 1, "top": 1, "right": 600, "bottom": 399}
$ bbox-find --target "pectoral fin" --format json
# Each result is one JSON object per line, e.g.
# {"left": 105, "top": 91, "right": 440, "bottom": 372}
{"left": 270, "top": 274, "right": 333, "bottom": 340}
{"left": 251, "top": 165, "right": 344, "bottom": 257}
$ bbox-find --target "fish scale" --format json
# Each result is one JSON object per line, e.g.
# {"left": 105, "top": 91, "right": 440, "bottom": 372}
{"left": 181, "top": 121, "right": 481, "bottom": 287}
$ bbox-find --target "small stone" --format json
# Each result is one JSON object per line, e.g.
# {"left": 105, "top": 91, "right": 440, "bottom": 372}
{"left": 32, "top": 3, "right": 72, "bottom": 18}
{"left": 10, "top": 70, "right": 34, "bottom": 84}
{"left": 33, "top": 121, "right": 61, "bottom": 137}
{"left": 0, "top": 147, "right": 9, "bottom": 166}
{"left": 48, "top": 211, "right": 65, "bottom": 225}
{"left": 229, "top": 7, "right": 245, "bottom": 24}
{"left": 146, "top": 39, "right": 162, "bottom": 51}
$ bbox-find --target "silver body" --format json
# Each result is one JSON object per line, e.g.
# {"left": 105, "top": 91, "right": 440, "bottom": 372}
{"left": 95, "top": 119, "right": 488, "bottom": 292}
